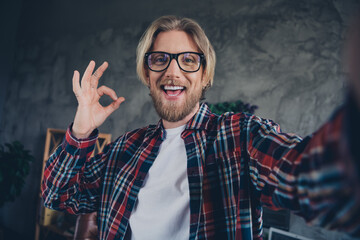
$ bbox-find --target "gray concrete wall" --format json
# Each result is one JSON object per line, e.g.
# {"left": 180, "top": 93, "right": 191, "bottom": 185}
{"left": 1, "top": 0, "right": 359, "bottom": 239}
{"left": 0, "top": 0, "right": 23, "bottom": 138}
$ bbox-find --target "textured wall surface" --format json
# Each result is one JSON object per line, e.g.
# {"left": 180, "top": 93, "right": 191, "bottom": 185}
{"left": 1, "top": 0, "right": 359, "bottom": 239}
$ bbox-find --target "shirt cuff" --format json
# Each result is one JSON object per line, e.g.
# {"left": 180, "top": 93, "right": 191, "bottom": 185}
{"left": 65, "top": 123, "right": 99, "bottom": 149}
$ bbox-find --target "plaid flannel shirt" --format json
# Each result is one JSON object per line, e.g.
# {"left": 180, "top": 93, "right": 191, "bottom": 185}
{"left": 42, "top": 103, "right": 360, "bottom": 239}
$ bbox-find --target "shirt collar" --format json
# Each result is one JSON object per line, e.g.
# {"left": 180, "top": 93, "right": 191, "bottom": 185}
{"left": 185, "top": 102, "right": 212, "bottom": 130}
{"left": 146, "top": 102, "right": 213, "bottom": 140}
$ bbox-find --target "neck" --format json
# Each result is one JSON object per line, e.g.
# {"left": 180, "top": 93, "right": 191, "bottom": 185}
{"left": 162, "top": 103, "right": 200, "bottom": 129}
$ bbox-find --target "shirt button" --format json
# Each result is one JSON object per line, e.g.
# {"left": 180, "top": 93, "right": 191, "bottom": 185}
{"left": 126, "top": 204, "right": 131, "bottom": 210}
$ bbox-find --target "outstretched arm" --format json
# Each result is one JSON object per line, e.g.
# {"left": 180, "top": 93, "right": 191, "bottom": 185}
{"left": 241, "top": 102, "right": 359, "bottom": 236}
{"left": 242, "top": 14, "right": 360, "bottom": 237}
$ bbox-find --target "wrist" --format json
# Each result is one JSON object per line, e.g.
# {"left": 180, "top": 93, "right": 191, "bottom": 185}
{"left": 71, "top": 124, "right": 94, "bottom": 139}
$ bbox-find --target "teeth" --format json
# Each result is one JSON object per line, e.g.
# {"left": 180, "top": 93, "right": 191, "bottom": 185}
{"left": 164, "top": 85, "right": 184, "bottom": 90}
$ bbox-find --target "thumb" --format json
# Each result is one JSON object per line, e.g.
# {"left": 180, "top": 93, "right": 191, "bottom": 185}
{"left": 104, "top": 97, "right": 125, "bottom": 116}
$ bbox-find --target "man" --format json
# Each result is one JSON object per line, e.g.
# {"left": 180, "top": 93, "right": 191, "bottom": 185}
{"left": 42, "top": 15, "right": 360, "bottom": 239}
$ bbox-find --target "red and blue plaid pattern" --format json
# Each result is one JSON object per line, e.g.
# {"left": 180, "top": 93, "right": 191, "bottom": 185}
{"left": 42, "top": 103, "right": 360, "bottom": 239}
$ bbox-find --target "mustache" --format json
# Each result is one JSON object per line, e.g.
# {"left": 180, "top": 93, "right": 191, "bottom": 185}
{"left": 157, "top": 78, "right": 188, "bottom": 87}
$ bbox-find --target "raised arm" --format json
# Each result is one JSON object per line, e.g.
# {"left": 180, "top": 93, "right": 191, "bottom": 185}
{"left": 42, "top": 61, "right": 125, "bottom": 214}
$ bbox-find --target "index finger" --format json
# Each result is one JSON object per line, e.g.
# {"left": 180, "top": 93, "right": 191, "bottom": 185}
{"left": 90, "top": 61, "right": 109, "bottom": 88}
{"left": 72, "top": 70, "right": 81, "bottom": 94}
{"left": 81, "top": 60, "right": 96, "bottom": 89}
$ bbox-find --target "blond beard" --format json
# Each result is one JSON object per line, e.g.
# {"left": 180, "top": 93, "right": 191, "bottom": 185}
{"left": 150, "top": 87, "right": 202, "bottom": 122}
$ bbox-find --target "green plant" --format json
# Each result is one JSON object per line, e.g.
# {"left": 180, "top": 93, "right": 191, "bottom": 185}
{"left": 207, "top": 100, "right": 258, "bottom": 115}
{"left": 0, "top": 141, "right": 34, "bottom": 207}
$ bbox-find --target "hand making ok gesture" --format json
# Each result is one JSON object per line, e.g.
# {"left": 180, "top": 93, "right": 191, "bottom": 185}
{"left": 72, "top": 61, "right": 125, "bottom": 139}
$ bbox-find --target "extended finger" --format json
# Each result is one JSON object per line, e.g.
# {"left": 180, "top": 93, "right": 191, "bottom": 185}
{"left": 97, "top": 85, "right": 118, "bottom": 100}
{"left": 91, "top": 61, "right": 109, "bottom": 88}
{"left": 82, "top": 60, "right": 96, "bottom": 89}
{"left": 72, "top": 70, "right": 81, "bottom": 95}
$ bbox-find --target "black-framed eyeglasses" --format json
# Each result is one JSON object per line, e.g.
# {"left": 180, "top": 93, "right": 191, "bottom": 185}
{"left": 145, "top": 51, "right": 205, "bottom": 73}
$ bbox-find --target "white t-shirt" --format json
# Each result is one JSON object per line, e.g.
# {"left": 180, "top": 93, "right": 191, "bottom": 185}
{"left": 129, "top": 125, "right": 190, "bottom": 240}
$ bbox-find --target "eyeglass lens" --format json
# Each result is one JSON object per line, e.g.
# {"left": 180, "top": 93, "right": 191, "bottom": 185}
{"left": 147, "top": 52, "right": 201, "bottom": 72}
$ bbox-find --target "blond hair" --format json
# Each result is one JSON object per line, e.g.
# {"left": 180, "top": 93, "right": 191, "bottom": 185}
{"left": 136, "top": 16, "right": 216, "bottom": 90}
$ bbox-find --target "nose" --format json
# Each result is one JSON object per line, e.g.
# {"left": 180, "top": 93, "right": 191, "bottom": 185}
{"left": 165, "top": 58, "right": 181, "bottom": 79}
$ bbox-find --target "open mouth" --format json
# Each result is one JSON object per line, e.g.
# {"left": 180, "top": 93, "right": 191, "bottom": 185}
{"left": 161, "top": 85, "right": 186, "bottom": 97}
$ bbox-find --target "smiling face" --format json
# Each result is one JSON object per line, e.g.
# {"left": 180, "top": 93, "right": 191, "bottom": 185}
{"left": 146, "top": 30, "right": 208, "bottom": 127}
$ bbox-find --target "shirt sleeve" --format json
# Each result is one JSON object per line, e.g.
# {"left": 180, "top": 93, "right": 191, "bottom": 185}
{"left": 244, "top": 98, "right": 360, "bottom": 236}
{"left": 41, "top": 124, "right": 111, "bottom": 214}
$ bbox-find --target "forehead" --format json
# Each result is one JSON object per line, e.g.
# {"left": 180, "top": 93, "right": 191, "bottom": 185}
{"left": 152, "top": 30, "right": 199, "bottom": 53}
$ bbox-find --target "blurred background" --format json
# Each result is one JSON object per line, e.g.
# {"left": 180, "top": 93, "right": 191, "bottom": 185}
{"left": 1, "top": 0, "right": 360, "bottom": 239}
